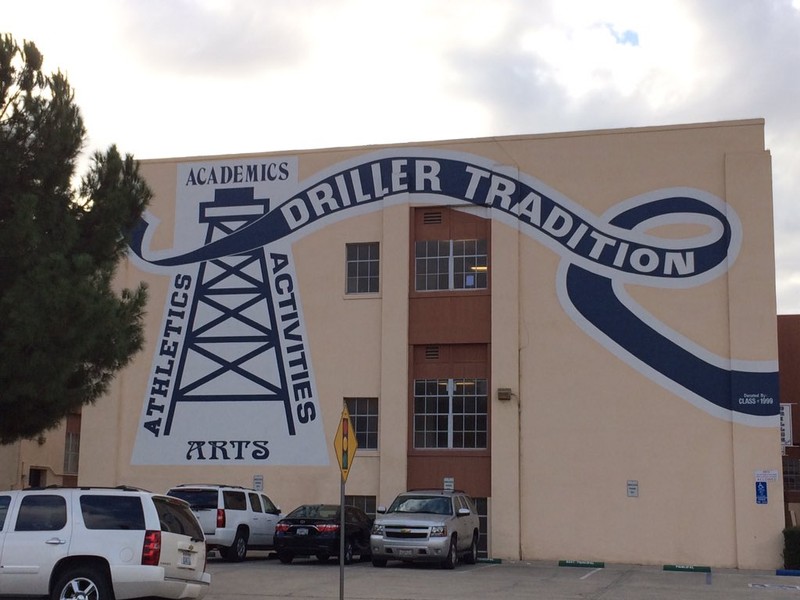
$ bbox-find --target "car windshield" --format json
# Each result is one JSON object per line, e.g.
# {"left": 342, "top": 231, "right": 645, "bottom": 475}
{"left": 388, "top": 496, "right": 452, "bottom": 515}
{"left": 287, "top": 504, "right": 339, "bottom": 519}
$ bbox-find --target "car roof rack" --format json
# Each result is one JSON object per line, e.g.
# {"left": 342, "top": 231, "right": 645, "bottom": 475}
{"left": 173, "top": 483, "right": 251, "bottom": 489}
{"left": 405, "top": 488, "right": 466, "bottom": 494}
{"left": 22, "top": 485, "right": 151, "bottom": 492}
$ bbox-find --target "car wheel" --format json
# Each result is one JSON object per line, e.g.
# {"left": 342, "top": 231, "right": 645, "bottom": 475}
{"left": 52, "top": 566, "right": 112, "bottom": 600}
{"left": 223, "top": 530, "right": 248, "bottom": 562}
{"left": 441, "top": 535, "right": 458, "bottom": 570}
{"left": 464, "top": 532, "right": 478, "bottom": 565}
{"left": 343, "top": 540, "right": 354, "bottom": 565}
{"left": 316, "top": 552, "right": 330, "bottom": 563}
{"left": 277, "top": 551, "right": 294, "bottom": 564}
{"left": 371, "top": 557, "right": 388, "bottom": 567}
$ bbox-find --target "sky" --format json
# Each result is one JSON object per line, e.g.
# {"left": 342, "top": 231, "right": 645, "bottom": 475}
{"left": 5, "top": 0, "right": 800, "bottom": 312}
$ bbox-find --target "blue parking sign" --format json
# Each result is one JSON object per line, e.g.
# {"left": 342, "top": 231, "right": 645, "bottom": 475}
{"left": 756, "top": 481, "right": 768, "bottom": 504}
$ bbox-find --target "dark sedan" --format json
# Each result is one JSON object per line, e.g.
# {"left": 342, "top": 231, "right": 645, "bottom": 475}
{"left": 274, "top": 504, "right": 373, "bottom": 564}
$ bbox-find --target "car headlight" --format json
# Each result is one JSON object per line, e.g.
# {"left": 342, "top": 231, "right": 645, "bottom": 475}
{"left": 372, "top": 524, "right": 384, "bottom": 535}
{"left": 429, "top": 525, "right": 447, "bottom": 537}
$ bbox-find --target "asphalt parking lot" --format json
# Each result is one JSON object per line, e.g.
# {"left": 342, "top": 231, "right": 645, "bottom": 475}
{"left": 204, "top": 552, "right": 800, "bottom": 600}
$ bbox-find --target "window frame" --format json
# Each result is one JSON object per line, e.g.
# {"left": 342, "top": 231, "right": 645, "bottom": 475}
{"left": 414, "top": 239, "right": 488, "bottom": 292}
{"left": 413, "top": 378, "right": 488, "bottom": 450}
{"left": 79, "top": 494, "right": 145, "bottom": 530}
{"left": 345, "top": 242, "right": 380, "bottom": 294}
{"left": 64, "top": 431, "right": 80, "bottom": 475}
{"left": 15, "top": 495, "right": 67, "bottom": 531}
{"left": 344, "top": 397, "right": 379, "bottom": 450}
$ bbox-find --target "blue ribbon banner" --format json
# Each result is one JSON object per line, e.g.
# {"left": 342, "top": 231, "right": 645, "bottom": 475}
{"left": 131, "top": 149, "right": 779, "bottom": 425}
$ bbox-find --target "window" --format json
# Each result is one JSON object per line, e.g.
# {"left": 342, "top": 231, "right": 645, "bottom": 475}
{"left": 782, "top": 404, "right": 793, "bottom": 448}
{"left": 413, "top": 379, "right": 488, "bottom": 449}
{"left": 473, "top": 496, "right": 489, "bottom": 558}
{"left": 223, "top": 490, "right": 247, "bottom": 510}
{"left": 346, "top": 242, "right": 379, "bottom": 293}
{"left": 415, "top": 239, "right": 487, "bottom": 291}
{"left": 64, "top": 431, "right": 80, "bottom": 474}
{"left": 28, "top": 467, "right": 46, "bottom": 488}
{"left": 249, "top": 492, "right": 263, "bottom": 512}
{"left": 80, "top": 495, "right": 145, "bottom": 530}
{"left": 154, "top": 497, "right": 204, "bottom": 539}
{"left": 345, "top": 495, "right": 377, "bottom": 519}
{"left": 15, "top": 495, "right": 67, "bottom": 531}
{"left": 784, "top": 456, "right": 800, "bottom": 491}
{"left": 167, "top": 489, "right": 217, "bottom": 509}
{"left": 0, "top": 496, "right": 9, "bottom": 531}
{"left": 261, "top": 494, "right": 279, "bottom": 514}
{"left": 345, "top": 397, "right": 378, "bottom": 450}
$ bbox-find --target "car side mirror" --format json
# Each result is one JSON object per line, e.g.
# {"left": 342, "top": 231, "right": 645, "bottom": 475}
{"left": 457, "top": 507, "right": 471, "bottom": 517}
{"left": 377, "top": 505, "right": 387, "bottom": 514}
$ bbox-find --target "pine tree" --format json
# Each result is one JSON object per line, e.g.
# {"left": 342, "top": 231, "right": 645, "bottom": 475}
{"left": 0, "top": 34, "right": 150, "bottom": 443}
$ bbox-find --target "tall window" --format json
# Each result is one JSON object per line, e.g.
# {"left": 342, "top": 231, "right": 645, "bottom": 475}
{"left": 785, "top": 456, "right": 800, "bottom": 492}
{"left": 415, "top": 239, "right": 487, "bottom": 291}
{"left": 346, "top": 242, "right": 380, "bottom": 293}
{"left": 345, "top": 397, "right": 378, "bottom": 450}
{"left": 64, "top": 432, "right": 80, "bottom": 474}
{"left": 413, "top": 379, "right": 487, "bottom": 449}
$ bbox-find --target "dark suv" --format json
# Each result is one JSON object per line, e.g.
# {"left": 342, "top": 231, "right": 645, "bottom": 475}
{"left": 370, "top": 489, "right": 480, "bottom": 569}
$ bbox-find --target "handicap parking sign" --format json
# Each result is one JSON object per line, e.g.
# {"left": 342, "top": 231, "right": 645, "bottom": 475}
{"left": 756, "top": 481, "right": 768, "bottom": 505}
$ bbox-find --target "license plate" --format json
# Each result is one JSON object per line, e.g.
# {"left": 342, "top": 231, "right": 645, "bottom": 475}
{"left": 398, "top": 548, "right": 413, "bottom": 557}
{"left": 296, "top": 527, "right": 308, "bottom": 536}
{"left": 180, "top": 551, "right": 192, "bottom": 566}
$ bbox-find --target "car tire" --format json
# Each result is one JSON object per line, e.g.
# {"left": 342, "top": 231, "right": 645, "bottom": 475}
{"left": 52, "top": 566, "right": 112, "bottom": 600}
{"left": 441, "top": 535, "right": 458, "bottom": 570}
{"left": 277, "top": 551, "right": 294, "bottom": 564}
{"left": 371, "top": 557, "right": 388, "bottom": 567}
{"left": 464, "top": 532, "right": 478, "bottom": 565}
{"left": 222, "top": 529, "right": 248, "bottom": 562}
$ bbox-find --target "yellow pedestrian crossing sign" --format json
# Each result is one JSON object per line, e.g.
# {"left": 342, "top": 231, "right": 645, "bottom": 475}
{"left": 334, "top": 406, "right": 358, "bottom": 482}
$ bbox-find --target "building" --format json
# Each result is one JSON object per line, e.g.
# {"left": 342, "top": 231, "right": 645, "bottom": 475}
{"left": 779, "top": 315, "right": 800, "bottom": 522}
{"left": 33, "top": 119, "right": 786, "bottom": 568}
{"left": 0, "top": 411, "right": 80, "bottom": 489}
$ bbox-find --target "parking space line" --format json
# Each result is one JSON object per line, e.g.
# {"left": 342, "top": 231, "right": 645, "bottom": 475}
{"left": 580, "top": 568, "right": 603, "bottom": 580}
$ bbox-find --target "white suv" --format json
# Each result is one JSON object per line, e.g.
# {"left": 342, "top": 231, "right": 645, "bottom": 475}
{"left": 166, "top": 484, "right": 281, "bottom": 562}
{"left": 0, "top": 486, "right": 211, "bottom": 600}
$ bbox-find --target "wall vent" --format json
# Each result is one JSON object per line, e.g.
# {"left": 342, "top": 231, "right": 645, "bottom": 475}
{"left": 425, "top": 345, "right": 440, "bottom": 360}
{"left": 423, "top": 211, "right": 443, "bottom": 225}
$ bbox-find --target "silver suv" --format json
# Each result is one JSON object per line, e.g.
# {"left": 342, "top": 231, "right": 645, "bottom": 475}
{"left": 0, "top": 486, "right": 211, "bottom": 600}
{"left": 370, "top": 489, "right": 480, "bottom": 569}
{"left": 166, "top": 484, "right": 281, "bottom": 562}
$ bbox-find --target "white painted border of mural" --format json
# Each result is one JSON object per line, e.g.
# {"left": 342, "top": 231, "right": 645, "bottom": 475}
{"left": 129, "top": 148, "right": 779, "bottom": 465}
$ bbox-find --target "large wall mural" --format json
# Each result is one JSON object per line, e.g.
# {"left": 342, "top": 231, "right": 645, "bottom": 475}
{"left": 129, "top": 149, "right": 779, "bottom": 465}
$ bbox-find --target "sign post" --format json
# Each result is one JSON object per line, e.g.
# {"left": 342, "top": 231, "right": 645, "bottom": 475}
{"left": 333, "top": 406, "right": 358, "bottom": 600}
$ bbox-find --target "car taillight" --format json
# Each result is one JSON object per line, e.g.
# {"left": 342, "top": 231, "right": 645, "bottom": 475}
{"left": 142, "top": 530, "right": 161, "bottom": 566}
{"left": 275, "top": 523, "right": 290, "bottom": 533}
{"left": 216, "top": 508, "right": 225, "bottom": 528}
{"left": 316, "top": 524, "right": 339, "bottom": 533}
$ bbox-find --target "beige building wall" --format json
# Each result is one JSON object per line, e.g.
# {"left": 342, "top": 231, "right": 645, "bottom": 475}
{"left": 79, "top": 119, "right": 783, "bottom": 569}
{"left": 0, "top": 421, "right": 72, "bottom": 490}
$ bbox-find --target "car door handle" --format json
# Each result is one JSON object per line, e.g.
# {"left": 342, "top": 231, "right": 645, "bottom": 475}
{"left": 45, "top": 538, "right": 67, "bottom": 545}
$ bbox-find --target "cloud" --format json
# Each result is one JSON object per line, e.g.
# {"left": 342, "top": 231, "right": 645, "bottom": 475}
{"left": 5, "top": 0, "right": 800, "bottom": 310}
{"left": 116, "top": 0, "right": 311, "bottom": 76}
